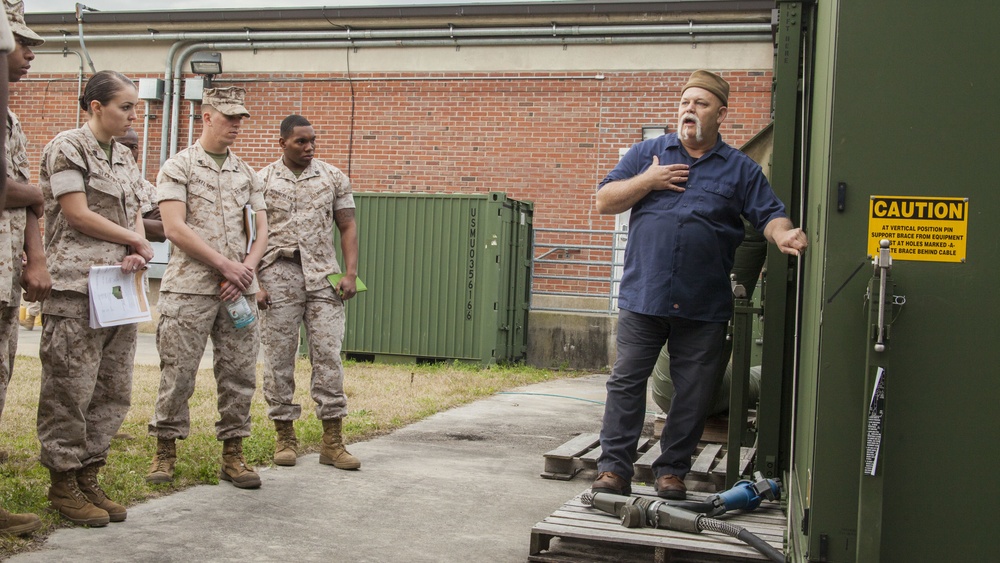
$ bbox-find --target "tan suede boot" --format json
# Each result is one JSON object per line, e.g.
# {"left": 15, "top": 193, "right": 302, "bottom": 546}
{"left": 146, "top": 438, "right": 176, "bottom": 484}
{"left": 47, "top": 470, "right": 109, "bottom": 527}
{"left": 220, "top": 438, "right": 261, "bottom": 489}
{"left": 77, "top": 464, "right": 127, "bottom": 522}
{"left": 319, "top": 419, "right": 361, "bottom": 470}
{"left": 273, "top": 420, "right": 298, "bottom": 467}
{"left": 0, "top": 506, "right": 41, "bottom": 536}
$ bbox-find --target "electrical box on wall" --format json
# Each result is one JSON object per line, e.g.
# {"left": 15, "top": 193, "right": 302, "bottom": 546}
{"left": 137, "top": 78, "right": 164, "bottom": 101}
{"left": 184, "top": 77, "right": 205, "bottom": 101}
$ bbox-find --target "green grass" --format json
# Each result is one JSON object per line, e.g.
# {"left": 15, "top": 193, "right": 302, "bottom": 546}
{"left": 0, "top": 355, "right": 583, "bottom": 556}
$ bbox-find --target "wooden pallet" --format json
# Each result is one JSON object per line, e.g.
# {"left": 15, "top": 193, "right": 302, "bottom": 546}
{"left": 541, "top": 433, "right": 657, "bottom": 481}
{"left": 529, "top": 486, "right": 786, "bottom": 562}
{"left": 542, "top": 416, "right": 755, "bottom": 487}
{"left": 539, "top": 433, "right": 600, "bottom": 480}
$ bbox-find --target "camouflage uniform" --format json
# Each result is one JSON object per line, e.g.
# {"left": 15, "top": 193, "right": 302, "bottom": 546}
{"left": 148, "top": 141, "right": 266, "bottom": 440}
{"left": 0, "top": 109, "right": 27, "bottom": 418}
{"left": 36, "top": 125, "right": 142, "bottom": 471}
{"left": 134, "top": 177, "right": 157, "bottom": 216}
{"left": 258, "top": 158, "right": 354, "bottom": 421}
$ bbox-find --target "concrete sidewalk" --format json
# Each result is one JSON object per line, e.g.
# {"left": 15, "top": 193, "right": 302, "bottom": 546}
{"left": 8, "top": 334, "right": 611, "bottom": 562}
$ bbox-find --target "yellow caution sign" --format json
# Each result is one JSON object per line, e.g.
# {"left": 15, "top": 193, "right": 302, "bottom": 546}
{"left": 868, "top": 196, "right": 968, "bottom": 263}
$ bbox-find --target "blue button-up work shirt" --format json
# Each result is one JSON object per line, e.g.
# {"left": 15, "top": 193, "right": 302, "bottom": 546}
{"left": 599, "top": 133, "right": 786, "bottom": 322}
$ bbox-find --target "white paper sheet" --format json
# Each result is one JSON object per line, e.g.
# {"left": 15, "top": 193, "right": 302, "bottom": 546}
{"left": 88, "top": 266, "right": 152, "bottom": 329}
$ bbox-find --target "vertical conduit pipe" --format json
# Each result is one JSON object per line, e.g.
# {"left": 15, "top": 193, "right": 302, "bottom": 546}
{"left": 73, "top": 3, "right": 97, "bottom": 73}
{"left": 140, "top": 103, "right": 152, "bottom": 178}
{"left": 187, "top": 101, "right": 195, "bottom": 147}
{"left": 159, "top": 40, "right": 194, "bottom": 165}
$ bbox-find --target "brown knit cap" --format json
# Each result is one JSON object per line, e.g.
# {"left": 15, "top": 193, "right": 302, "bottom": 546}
{"left": 682, "top": 70, "right": 729, "bottom": 106}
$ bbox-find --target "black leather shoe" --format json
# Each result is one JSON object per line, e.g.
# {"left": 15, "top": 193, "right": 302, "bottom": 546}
{"left": 654, "top": 473, "right": 686, "bottom": 499}
{"left": 591, "top": 471, "right": 631, "bottom": 496}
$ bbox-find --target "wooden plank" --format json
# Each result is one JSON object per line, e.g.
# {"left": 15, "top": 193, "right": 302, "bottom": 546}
{"left": 701, "top": 416, "right": 730, "bottom": 444}
{"left": 540, "top": 467, "right": 583, "bottom": 481}
{"left": 531, "top": 520, "right": 772, "bottom": 560}
{"left": 541, "top": 433, "right": 600, "bottom": 479}
{"left": 659, "top": 414, "right": 730, "bottom": 444}
{"left": 579, "top": 444, "right": 601, "bottom": 469}
{"left": 544, "top": 433, "right": 600, "bottom": 460}
{"left": 711, "top": 447, "right": 756, "bottom": 477}
{"left": 544, "top": 508, "right": 787, "bottom": 543}
{"left": 550, "top": 505, "right": 786, "bottom": 533}
{"left": 528, "top": 536, "right": 659, "bottom": 562}
{"left": 654, "top": 414, "right": 667, "bottom": 437}
{"left": 529, "top": 530, "right": 552, "bottom": 555}
{"left": 633, "top": 443, "right": 661, "bottom": 482}
{"left": 690, "top": 443, "right": 723, "bottom": 475}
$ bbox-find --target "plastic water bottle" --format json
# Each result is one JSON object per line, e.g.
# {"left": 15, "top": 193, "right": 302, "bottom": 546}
{"left": 225, "top": 294, "right": 256, "bottom": 329}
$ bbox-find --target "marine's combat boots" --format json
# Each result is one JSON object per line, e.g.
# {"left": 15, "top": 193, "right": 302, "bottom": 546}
{"left": 0, "top": 506, "right": 41, "bottom": 536}
{"left": 319, "top": 418, "right": 361, "bottom": 470}
{"left": 220, "top": 438, "right": 261, "bottom": 489}
{"left": 47, "top": 469, "right": 109, "bottom": 527}
{"left": 77, "top": 463, "right": 127, "bottom": 522}
{"left": 146, "top": 438, "right": 176, "bottom": 484}
{"left": 273, "top": 420, "right": 298, "bottom": 467}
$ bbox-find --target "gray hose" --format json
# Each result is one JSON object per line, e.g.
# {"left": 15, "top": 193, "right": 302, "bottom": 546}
{"left": 699, "top": 517, "right": 784, "bottom": 562}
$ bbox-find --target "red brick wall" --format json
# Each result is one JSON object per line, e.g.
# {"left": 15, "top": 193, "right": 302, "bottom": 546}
{"left": 11, "top": 69, "right": 773, "bottom": 296}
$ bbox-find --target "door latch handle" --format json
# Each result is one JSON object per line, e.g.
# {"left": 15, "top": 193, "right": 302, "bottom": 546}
{"left": 873, "top": 239, "right": 892, "bottom": 352}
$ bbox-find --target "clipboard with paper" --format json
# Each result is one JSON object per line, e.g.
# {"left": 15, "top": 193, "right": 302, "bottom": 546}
{"left": 88, "top": 265, "right": 152, "bottom": 328}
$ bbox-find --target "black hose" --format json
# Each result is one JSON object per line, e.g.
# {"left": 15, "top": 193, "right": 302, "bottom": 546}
{"left": 699, "top": 517, "right": 784, "bottom": 563}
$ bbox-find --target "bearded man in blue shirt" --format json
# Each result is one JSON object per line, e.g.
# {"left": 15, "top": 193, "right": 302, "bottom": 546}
{"left": 592, "top": 70, "right": 808, "bottom": 499}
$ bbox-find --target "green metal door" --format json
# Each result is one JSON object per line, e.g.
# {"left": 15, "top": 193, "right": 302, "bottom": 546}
{"left": 787, "top": 1, "right": 1000, "bottom": 561}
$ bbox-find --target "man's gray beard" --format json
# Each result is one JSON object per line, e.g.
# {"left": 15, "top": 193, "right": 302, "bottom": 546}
{"left": 679, "top": 115, "right": 704, "bottom": 142}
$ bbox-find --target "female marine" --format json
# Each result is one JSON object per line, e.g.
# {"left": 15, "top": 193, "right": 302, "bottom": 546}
{"left": 36, "top": 70, "right": 153, "bottom": 527}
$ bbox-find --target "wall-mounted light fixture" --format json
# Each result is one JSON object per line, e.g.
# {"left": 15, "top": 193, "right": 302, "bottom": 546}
{"left": 641, "top": 125, "right": 667, "bottom": 140}
{"left": 190, "top": 51, "right": 223, "bottom": 86}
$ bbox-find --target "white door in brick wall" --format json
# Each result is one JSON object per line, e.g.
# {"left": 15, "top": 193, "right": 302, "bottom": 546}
{"left": 612, "top": 147, "right": 630, "bottom": 311}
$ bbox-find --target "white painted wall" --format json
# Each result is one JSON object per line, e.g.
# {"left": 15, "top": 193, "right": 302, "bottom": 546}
{"left": 28, "top": 41, "right": 773, "bottom": 75}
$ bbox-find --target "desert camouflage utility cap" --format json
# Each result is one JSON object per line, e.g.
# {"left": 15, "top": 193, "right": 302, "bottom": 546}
{"left": 203, "top": 86, "right": 251, "bottom": 117}
{"left": 5, "top": 0, "right": 44, "bottom": 47}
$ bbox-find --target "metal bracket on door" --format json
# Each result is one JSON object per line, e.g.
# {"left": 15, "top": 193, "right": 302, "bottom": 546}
{"left": 866, "top": 239, "right": 905, "bottom": 353}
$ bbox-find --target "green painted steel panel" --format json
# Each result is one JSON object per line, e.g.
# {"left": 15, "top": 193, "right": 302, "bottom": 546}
{"left": 759, "top": 0, "right": 805, "bottom": 485}
{"left": 338, "top": 191, "right": 532, "bottom": 364}
{"left": 788, "top": 1, "right": 1000, "bottom": 561}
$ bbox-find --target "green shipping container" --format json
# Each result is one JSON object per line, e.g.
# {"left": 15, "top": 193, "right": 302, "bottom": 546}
{"left": 340, "top": 192, "right": 532, "bottom": 364}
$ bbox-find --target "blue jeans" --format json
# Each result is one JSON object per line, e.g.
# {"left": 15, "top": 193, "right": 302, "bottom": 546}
{"left": 597, "top": 309, "right": 726, "bottom": 480}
